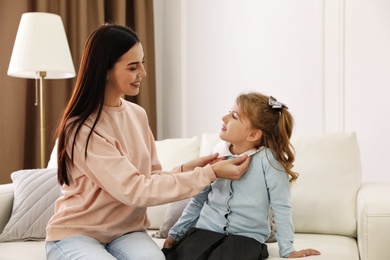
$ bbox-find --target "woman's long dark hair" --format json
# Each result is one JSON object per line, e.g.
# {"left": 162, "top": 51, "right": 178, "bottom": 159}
{"left": 56, "top": 24, "right": 140, "bottom": 185}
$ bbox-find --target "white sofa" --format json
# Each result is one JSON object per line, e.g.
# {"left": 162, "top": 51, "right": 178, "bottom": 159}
{"left": 0, "top": 132, "right": 390, "bottom": 260}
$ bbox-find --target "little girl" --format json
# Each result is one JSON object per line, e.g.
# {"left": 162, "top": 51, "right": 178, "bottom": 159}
{"left": 163, "top": 92, "right": 321, "bottom": 259}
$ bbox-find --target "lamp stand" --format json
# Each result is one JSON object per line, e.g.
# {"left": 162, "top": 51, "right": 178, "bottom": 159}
{"left": 37, "top": 71, "right": 47, "bottom": 168}
{"left": 8, "top": 13, "right": 76, "bottom": 168}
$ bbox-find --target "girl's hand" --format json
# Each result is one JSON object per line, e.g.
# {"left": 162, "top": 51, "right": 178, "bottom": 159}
{"left": 163, "top": 236, "right": 177, "bottom": 249}
{"left": 288, "top": 249, "right": 321, "bottom": 258}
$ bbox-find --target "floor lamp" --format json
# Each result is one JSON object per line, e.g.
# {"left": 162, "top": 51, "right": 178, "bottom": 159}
{"left": 7, "top": 12, "right": 75, "bottom": 168}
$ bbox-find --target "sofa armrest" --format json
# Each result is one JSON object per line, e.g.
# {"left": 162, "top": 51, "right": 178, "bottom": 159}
{"left": 0, "top": 183, "right": 14, "bottom": 233}
{"left": 357, "top": 182, "right": 390, "bottom": 260}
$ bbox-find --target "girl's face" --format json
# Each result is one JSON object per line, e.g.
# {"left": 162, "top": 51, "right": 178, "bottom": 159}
{"left": 105, "top": 42, "right": 147, "bottom": 106}
{"left": 220, "top": 102, "right": 258, "bottom": 151}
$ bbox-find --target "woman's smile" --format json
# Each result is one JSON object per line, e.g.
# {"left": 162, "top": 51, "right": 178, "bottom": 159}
{"left": 131, "top": 81, "right": 141, "bottom": 88}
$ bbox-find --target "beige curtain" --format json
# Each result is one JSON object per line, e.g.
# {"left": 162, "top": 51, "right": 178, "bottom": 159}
{"left": 0, "top": 0, "right": 156, "bottom": 184}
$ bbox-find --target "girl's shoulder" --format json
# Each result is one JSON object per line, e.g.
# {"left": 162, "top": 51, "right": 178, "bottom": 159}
{"left": 252, "top": 147, "right": 278, "bottom": 163}
{"left": 253, "top": 147, "right": 285, "bottom": 173}
{"left": 253, "top": 146, "right": 271, "bottom": 157}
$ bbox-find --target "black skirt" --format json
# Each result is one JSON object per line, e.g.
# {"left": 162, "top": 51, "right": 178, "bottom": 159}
{"left": 162, "top": 228, "right": 269, "bottom": 260}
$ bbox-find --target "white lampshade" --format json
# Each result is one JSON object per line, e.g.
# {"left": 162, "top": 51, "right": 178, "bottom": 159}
{"left": 7, "top": 12, "right": 75, "bottom": 79}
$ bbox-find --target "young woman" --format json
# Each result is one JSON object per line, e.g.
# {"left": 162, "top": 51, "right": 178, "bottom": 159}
{"left": 163, "top": 92, "right": 321, "bottom": 259}
{"left": 45, "top": 24, "right": 250, "bottom": 260}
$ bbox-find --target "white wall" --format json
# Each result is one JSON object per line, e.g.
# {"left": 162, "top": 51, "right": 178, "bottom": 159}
{"left": 344, "top": 0, "right": 390, "bottom": 182}
{"left": 153, "top": 0, "right": 390, "bottom": 183}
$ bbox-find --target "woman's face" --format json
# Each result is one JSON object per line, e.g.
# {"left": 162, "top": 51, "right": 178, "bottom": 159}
{"left": 105, "top": 42, "right": 147, "bottom": 106}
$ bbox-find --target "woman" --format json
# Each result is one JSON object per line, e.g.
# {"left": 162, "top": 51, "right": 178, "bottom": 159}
{"left": 45, "top": 24, "right": 250, "bottom": 260}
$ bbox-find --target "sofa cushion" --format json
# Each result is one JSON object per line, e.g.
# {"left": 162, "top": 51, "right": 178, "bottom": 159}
{"left": 290, "top": 132, "right": 361, "bottom": 237}
{"left": 147, "top": 136, "right": 200, "bottom": 229}
{"left": 151, "top": 134, "right": 218, "bottom": 237}
{"left": 154, "top": 135, "right": 200, "bottom": 171}
{"left": 0, "top": 168, "right": 61, "bottom": 242}
{"left": 357, "top": 182, "right": 390, "bottom": 260}
{"left": 0, "top": 240, "right": 46, "bottom": 260}
{"left": 0, "top": 184, "right": 13, "bottom": 234}
{"left": 47, "top": 139, "right": 58, "bottom": 168}
{"left": 267, "top": 233, "right": 359, "bottom": 260}
{"left": 152, "top": 198, "right": 191, "bottom": 238}
{"left": 199, "top": 133, "right": 222, "bottom": 156}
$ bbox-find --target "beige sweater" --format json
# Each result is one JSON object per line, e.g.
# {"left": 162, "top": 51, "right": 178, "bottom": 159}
{"left": 46, "top": 99, "right": 216, "bottom": 243}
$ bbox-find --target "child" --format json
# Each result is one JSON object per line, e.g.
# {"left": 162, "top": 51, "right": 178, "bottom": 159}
{"left": 163, "top": 92, "right": 321, "bottom": 259}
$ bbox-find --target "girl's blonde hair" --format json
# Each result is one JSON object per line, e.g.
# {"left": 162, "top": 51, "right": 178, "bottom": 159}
{"left": 236, "top": 92, "right": 298, "bottom": 182}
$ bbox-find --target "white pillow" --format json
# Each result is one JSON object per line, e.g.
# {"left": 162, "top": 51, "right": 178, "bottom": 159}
{"left": 199, "top": 133, "right": 221, "bottom": 156}
{"left": 0, "top": 168, "right": 61, "bottom": 242}
{"left": 47, "top": 139, "right": 58, "bottom": 168}
{"left": 154, "top": 136, "right": 200, "bottom": 171}
{"left": 291, "top": 132, "right": 361, "bottom": 236}
{"left": 152, "top": 198, "right": 191, "bottom": 238}
{"left": 147, "top": 136, "right": 200, "bottom": 229}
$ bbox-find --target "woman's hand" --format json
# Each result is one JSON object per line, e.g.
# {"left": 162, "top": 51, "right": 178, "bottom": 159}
{"left": 181, "top": 153, "right": 221, "bottom": 172}
{"left": 181, "top": 153, "right": 250, "bottom": 180}
{"left": 163, "top": 236, "right": 177, "bottom": 249}
{"left": 211, "top": 155, "right": 250, "bottom": 180}
{"left": 288, "top": 249, "right": 321, "bottom": 258}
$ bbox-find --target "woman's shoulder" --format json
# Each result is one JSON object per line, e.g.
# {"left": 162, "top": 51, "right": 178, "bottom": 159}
{"left": 122, "top": 99, "right": 142, "bottom": 109}
{"left": 122, "top": 99, "right": 147, "bottom": 114}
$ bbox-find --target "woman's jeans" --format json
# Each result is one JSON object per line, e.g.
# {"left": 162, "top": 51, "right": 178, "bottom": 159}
{"left": 46, "top": 231, "right": 165, "bottom": 260}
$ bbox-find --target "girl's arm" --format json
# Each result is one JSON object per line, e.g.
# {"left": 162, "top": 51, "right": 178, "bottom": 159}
{"left": 263, "top": 151, "right": 295, "bottom": 257}
{"left": 165, "top": 186, "right": 211, "bottom": 244}
{"left": 265, "top": 151, "right": 320, "bottom": 258}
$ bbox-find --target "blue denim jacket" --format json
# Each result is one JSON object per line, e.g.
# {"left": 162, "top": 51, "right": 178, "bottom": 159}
{"left": 168, "top": 141, "right": 295, "bottom": 258}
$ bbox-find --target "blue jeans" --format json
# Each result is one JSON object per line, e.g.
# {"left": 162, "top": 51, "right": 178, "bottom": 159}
{"left": 46, "top": 231, "right": 165, "bottom": 260}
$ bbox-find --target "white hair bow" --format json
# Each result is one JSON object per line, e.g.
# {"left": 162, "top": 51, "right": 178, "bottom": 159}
{"left": 269, "top": 96, "right": 288, "bottom": 109}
